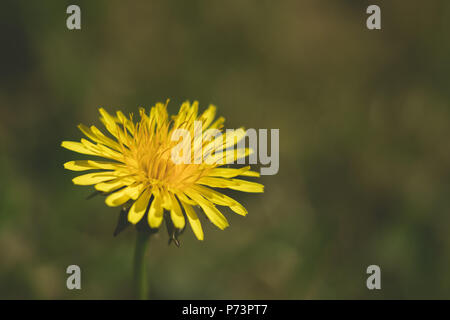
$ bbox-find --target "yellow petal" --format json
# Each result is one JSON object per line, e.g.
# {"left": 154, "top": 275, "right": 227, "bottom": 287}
{"left": 205, "top": 147, "right": 252, "bottom": 165}
{"left": 95, "top": 179, "right": 129, "bottom": 193}
{"left": 196, "top": 176, "right": 234, "bottom": 188}
{"left": 78, "top": 124, "right": 121, "bottom": 151}
{"left": 61, "top": 141, "right": 97, "bottom": 156}
{"left": 116, "top": 111, "right": 135, "bottom": 135}
{"left": 72, "top": 172, "right": 119, "bottom": 185}
{"left": 99, "top": 108, "right": 119, "bottom": 139}
{"left": 155, "top": 102, "right": 169, "bottom": 129}
{"left": 80, "top": 138, "right": 123, "bottom": 161}
{"left": 160, "top": 188, "right": 172, "bottom": 210}
{"left": 197, "top": 176, "right": 264, "bottom": 193}
{"left": 209, "top": 116, "right": 225, "bottom": 130}
{"left": 240, "top": 170, "right": 260, "bottom": 177}
{"left": 184, "top": 101, "right": 198, "bottom": 123}
{"left": 105, "top": 187, "right": 131, "bottom": 207}
{"left": 64, "top": 160, "right": 123, "bottom": 171}
{"left": 198, "top": 104, "right": 216, "bottom": 129}
{"left": 169, "top": 192, "right": 185, "bottom": 229}
{"left": 148, "top": 190, "right": 163, "bottom": 228}
{"left": 222, "top": 148, "right": 253, "bottom": 165}
{"left": 185, "top": 189, "right": 229, "bottom": 230}
{"left": 179, "top": 199, "right": 204, "bottom": 240}
{"left": 191, "top": 185, "right": 231, "bottom": 206}
{"left": 191, "top": 185, "right": 247, "bottom": 216}
{"left": 207, "top": 166, "right": 260, "bottom": 178}
{"left": 222, "top": 128, "right": 246, "bottom": 149}
{"left": 176, "top": 192, "right": 197, "bottom": 206}
{"left": 173, "top": 102, "right": 190, "bottom": 128}
{"left": 125, "top": 183, "right": 145, "bottom": 200}
{"left": 204, "top": 128, "right": 244, "bottom": 154}
{"left": 90, "top": 125, "right": 123, "bottom": 150}
{"left": 228, "top": 179, "right": 264, "bottom": 193}
{"left": 128, "top": 188, "right": 151, "bottom": 224}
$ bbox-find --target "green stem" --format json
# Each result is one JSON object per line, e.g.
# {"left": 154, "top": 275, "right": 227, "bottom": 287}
{"left": 133, "top": 231, "right": 151, "bottom": 300}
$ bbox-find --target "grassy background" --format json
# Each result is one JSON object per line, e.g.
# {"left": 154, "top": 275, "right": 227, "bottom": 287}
{"left": 1, "top": 0, "right": 450, "bottom": 299}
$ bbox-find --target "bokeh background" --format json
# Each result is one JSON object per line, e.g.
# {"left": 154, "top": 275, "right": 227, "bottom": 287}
{"left": 1, "top": 0, "right": 450, "bottom": 299}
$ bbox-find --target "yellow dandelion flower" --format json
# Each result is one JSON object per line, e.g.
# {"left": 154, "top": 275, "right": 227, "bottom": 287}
{"left": 61, "top": 100, "right": 264, "bottom": 241}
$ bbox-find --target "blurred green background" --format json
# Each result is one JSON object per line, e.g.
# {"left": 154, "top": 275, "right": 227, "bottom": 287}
{"left": 1, "top": 0, "right": 450, "bottom": 299}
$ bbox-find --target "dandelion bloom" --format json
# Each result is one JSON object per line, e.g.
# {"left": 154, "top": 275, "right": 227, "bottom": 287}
{"left": 61, "top": 100, "right": 263, "bottom": 240}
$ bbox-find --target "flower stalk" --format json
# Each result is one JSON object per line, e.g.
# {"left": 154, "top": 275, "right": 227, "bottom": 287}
{"left": 133, "top": 231, "right": 151, "bottom": 300}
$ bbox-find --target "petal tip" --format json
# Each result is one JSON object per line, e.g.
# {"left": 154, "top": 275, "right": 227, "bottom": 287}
{"left": 63, "top": 161, "right": 72, "bottom": 169}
